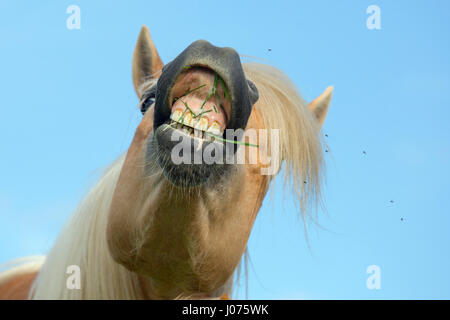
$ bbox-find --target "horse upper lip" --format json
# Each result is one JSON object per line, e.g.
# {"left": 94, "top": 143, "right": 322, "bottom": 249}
{"left": 153, "top": 39, "right": 256, "bottom": 133}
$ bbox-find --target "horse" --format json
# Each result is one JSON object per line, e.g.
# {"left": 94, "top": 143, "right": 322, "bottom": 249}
{"left": 0, "top": 25, "right": 333, "bottom": 299}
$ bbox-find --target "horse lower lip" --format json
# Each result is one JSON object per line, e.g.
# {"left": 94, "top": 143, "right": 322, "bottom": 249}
{"left": 153, "top": 123, "right": 231, "bottom": 187}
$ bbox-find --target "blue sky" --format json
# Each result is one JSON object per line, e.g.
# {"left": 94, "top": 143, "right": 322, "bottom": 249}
{"left": 0, "top": 1, "right": 449, "bottom": 299}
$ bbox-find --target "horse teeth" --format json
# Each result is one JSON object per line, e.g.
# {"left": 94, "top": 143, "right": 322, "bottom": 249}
{"left": 183, "top": 112, "right": 193, "bottom": 127}
{"left": 196, "top": 136, "right": 204, "bottom": 151}
{"left": 206, "top": 121, "right": 222, "bottom": 136}
{"left": 170, "top": 110, "right": 182, "bottom": 122}
{"left": 195, "top": 128, "right": 206, "bottom": 138}
{"left": 171, "top": 110, "right": 219, "bottom": 140}
{"left": 194, "top": 117, "right": 209, "bottom": 132}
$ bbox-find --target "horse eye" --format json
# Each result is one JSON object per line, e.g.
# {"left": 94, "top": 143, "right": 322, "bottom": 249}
{"left": 140, "top": 88, "right": 156, "bottom": 115}
{"left": 140, "top": 97, "right": 155, "bottom": 115}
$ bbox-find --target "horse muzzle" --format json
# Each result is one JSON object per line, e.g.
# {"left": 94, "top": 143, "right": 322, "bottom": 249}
{"left": 149, "top": 40, "right": 259, "bottom": 187}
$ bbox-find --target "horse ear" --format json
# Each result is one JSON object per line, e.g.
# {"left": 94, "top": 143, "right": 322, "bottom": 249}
{"left": 308, "top": 86, "right": 333, "bottom": 127}
{"left": 132, "top": 25, "right": 164, "bottom": 98}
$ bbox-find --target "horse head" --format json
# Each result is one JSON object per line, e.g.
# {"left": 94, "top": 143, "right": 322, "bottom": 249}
{"left": 104, "top": 26, "right": 333, "bottom": 299}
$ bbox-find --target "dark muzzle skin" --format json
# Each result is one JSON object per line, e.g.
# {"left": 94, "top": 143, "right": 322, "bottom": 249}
{"left": 148, "top": 40, "right": 259, "bottom": 187}
{"left": 153, "top": 40, "right": 259, "bottom": 131}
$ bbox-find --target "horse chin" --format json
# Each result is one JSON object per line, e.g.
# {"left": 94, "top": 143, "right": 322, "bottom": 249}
{"left": 152, "top": 123, "right": 233, "bottom": 188}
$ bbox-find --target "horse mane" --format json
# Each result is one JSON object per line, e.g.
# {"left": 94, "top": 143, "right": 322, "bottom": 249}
{"left": 30, "top": 156, "right": 146, "bottom": 299}
{"left": 29, "top": 63, "right": 324, "bottom": 299}
{"left": 243, "top": 63, "right": 324, "bottom": 218}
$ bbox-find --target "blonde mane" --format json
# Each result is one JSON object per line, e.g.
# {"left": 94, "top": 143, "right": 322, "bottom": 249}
{"left": 29, "top": 63, "right": 324, "bottom": 299}
{"left": 30, "top": 156, "right": 146, "bottom": 299}
{"left": 243, "top": 63, "right": 324, "bottom": 218}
